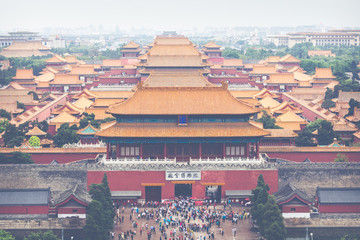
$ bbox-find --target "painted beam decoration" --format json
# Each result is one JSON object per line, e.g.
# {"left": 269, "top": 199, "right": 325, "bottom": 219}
{"left": 165, "top": 171, "right": 201, "bottom": 181}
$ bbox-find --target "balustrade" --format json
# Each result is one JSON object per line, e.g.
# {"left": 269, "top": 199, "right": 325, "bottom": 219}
{"left": 100, "top": 155, "right": 265, "bottom": 166}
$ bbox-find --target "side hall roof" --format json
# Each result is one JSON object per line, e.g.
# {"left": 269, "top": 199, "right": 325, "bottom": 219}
{"left": 313, "top": 68, "right": 336, "bottom": 79}
{"left": 317, "top": 187, "right": 360, "bottom": 204}
{"left": 203, "top": 41, "right": 222, "bottom": 48}
{"left": 0, "top": 189, "right": 49, "bottom": 205}
{"left": 25, "top": 126, "right": 47, "bottom": 136}
{"left": 12, "top": 69, "right": 34, "bottom": 80}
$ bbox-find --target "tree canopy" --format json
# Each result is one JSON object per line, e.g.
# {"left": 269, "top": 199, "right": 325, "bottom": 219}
{"left": 53, "top": 123, "right": 80, "bottom": 147}
{"left": 3, "top": 123, "right": 25, "bottom": 148}
{"left": 295, "top": 119, "right": 335, "bottom": 146}
{"left": 334, "top": 153, "right": 349, "bottom": 162}
{"left": 317, "top": 120, "right": 335, "bottom": 145}
{"left": 256, "top": 111, "right": 282, "bottom": 129}
{"left": 84, "top": 173, "right": 115, "bottom": 240}
{"left": 0, "top": 229, "right": 15, "bottom": 240}
{"left": 29, "top": 136, "right": 40, "bottom": 147}
{"left": 251, "top": 174, "right": 286, "bottom": 240}
{"left": 0, "top": 109, "right": 11, "bottom": 120}
{"left": 24, "top": 230, "right": 59, "bottom": 240}
{"left": 0, "top": 152, "right": 34, "bottom": 164}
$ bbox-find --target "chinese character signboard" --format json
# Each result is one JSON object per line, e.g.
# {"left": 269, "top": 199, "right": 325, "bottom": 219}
{"left": 165, "top": 171, "right": 201, "bottom": 181}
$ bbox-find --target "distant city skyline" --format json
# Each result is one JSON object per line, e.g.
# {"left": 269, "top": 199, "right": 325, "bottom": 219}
{"left": 1, "top": 0, "right": 359, "bottom": 34}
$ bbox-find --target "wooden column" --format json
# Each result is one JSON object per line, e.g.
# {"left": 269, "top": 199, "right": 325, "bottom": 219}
{"left": 140, "top": 143, "right": 143, "bottom": 159}
{"left": 246, "top": 142, "right": 249, "bottom": 158}
{"left": 106, "top": 142, "right": 110, "bottom": 159}
{"left": 256, "top": 142, "right": 259, "bottom": 158}
{"left": 164, "top": 143, "right": 167, "bottom": 159}
{"left": 222, "top": 143, "right": 226, "bottom": 158}
{"left": 199, "top": 143, "right": 202, "bottom": 159}
{"left": 116, "top": 144, "right": 120, "bottom": 158}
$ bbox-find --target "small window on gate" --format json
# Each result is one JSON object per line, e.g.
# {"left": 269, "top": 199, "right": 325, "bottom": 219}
{"left": 72, "top": 209, "right": 78, "bottom": 213}
{"left": 178, "top": 115, "right": 188, "bottom": 125}
{"left": 291, "top": 208, "right": 296, "bottom": 212}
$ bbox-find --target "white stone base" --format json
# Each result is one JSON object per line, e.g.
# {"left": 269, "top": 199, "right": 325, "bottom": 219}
{"left": 58, "top": 214, "right": 86, "bottom": 219}
{"left": 282, "top": 212, "right": 310, "bottom": 218}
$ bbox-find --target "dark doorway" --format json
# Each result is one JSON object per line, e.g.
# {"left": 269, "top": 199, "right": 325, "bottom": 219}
{"left": 167, "top": 143, "right": 199, "bottom": 161}
{"left": 175, "top": 184, "right": 192, "bottom": 198}
{"left": 145, "top": 186, "right": 161, "bottom": 202}
{"left": 205, "top": 185, "right": 222, "bottom": 203}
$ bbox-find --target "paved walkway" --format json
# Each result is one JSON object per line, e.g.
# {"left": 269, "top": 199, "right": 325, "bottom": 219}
{"left": 112, "top": 205, "right": 260, "bottom": 240}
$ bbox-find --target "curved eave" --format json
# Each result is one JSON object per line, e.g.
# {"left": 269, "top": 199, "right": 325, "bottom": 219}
{"left": 96, "top": 122, "right": 269, "bottom": 138}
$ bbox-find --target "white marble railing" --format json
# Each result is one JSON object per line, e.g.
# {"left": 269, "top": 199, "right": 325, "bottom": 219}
{"left": 103, "top": 157, "right": 177, "bottom": 165}
{"left": 63, "top": 141, "right": 106, "bottom": 148}
{"left": 190, "top": 156, "right": 263, "bottom": 165}
{"left": 100, "top": 156, "right": 264, "bottom": 165}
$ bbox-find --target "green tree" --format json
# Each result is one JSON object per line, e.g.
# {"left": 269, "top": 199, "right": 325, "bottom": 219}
{"left": 0, "top": 229, "right": 15, "bottom": 240}
{"left": 321, "top": 99, "right": 336, "bottom": 109}
{"left": 37, "top": 120, "right": 49, "bottom": 133}
{"left": 16, "top": 101, "right": 26, "bottom": 112}
{"left": 83, "top": 200, "right": 108, "bottom": 240}
{"left": 222, "top": 48, "right": 240, "bottom": 58}
{"left": 79, "top": 118, "right": 89, "bottom": 129}
{"left": 0, "top": 109, "right": 11, "bottom": 120}
{"left": 341, "top": 234, "right": 359, "bottom": 240}
{"left": 334, "top": 153, "right": 349, "bottom": 162}
{"left": 53, "top": 123, "right": 80, "bottom": 147}
{"left": 24, "top": 230, "right": 60, "bottom": 240}
{"left": 0, "top": 152, "right": 34, "bottom": 164}
{"left": 305, "top": 119, "right": 323, "bottom": 132}
{"left": 28, "top": 91, "right": 39, "bottom": 100}
{"left": 3, "top": 124, "right": 25, "bottom": 148}
{"left": 29, "top": 136, "right": 40, "bottom": 147}
{"left": 262, "top": 196, "right": 286, "bottom": 240}
{"left": 256, "top": 111, "right": 282, "bottom": 129}
{"left": 324, "top": 88, "right": 334, "bottom": 100}
{"left": 80, "top": 113, "right": 100, "bottom": 129}
{"left": 251, "top": 174, "right": 270, "bottom": 233}
{"left": 102, "top": 173, "right": 116, "bottom": 226}
{"left": 84, "top": 174, "right": 115, "bottom": 239}
{"left": 0, "top": 119, "right": 9, "bottom": 133}
{"left": 346, "top": 99, "right": 360, "bottom": 117}
{"left": 289, "top": 42, "right": 313, "bottom": 59}
{"left": 317, "top": 120, "right": 335, "bottom": 145}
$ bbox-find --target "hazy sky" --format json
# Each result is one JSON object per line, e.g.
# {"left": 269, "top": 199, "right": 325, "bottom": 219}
{"left": 1, "top": 0, "right": 359, "bottom": 32}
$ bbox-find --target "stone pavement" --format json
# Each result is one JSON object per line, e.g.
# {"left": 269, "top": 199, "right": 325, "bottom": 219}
{"left": 112, "top": 205, "right": 260, "bottom": 240}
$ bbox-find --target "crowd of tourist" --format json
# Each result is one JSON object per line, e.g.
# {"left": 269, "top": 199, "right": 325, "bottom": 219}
{"left": 113, "top": 197, "right": 251, "bottom": 240}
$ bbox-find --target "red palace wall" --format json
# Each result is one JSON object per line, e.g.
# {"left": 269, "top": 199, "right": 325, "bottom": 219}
{"left": 0, "top": 205, "right": 49, "bottom": 214}
{"left": 265, "top": 151, "right": 360, "bottom": 162}
{"left": 31, "top": 153, "right": 100, "bottom": 164}
{"left": 319, "top": 204, "right": 360, "bottom": 213}
{"left": 87, "top": 169, "right": 278, "bottom": 200}
{"left": 58, "top": 207, "right": 86, "bottom": 214}
{"left": 0, "top": 148, "right": 106, "bottom": 164}
{"left": 282, "top": 205, "right": 310, "bottom": 213}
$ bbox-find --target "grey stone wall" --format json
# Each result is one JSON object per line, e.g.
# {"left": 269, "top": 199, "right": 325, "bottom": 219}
{"left": 0, "top": 164, "right": 89, "bottom": 202}
{"left": 277, "top": 162, "right": 360, "bottom": 199}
